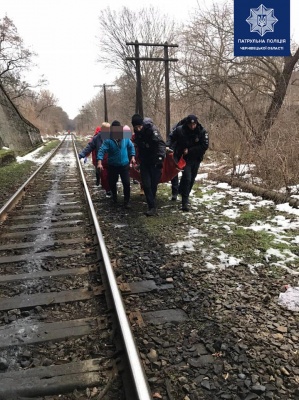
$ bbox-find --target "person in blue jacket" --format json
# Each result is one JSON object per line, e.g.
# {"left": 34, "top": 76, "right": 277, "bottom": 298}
{"left": 97, "top": 120, "right": 136, "bottom": 209}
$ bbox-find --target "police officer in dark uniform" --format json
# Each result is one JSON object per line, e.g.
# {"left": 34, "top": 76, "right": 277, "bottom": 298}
{"left": 166, "top": 114, "right": 209, "bottom": 211}
{"left": 131, "top": 114, "right": 166, "bottom": 216}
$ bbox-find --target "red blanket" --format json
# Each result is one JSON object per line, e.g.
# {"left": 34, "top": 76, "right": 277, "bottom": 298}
{"left": 129, "top": 152, "right": 185, "bottom": 183}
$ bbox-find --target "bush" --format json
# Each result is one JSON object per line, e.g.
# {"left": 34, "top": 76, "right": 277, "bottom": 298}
{"left": 0, "top": 150, "right": 16, "bottom": 167}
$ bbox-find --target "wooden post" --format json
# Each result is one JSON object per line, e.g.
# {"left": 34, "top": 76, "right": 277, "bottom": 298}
{"left": 126, "top": 41, "right": 178, "bottom": 132}
{"left": 93, "top": 84, "right": 115, "bottom": 122}
{"left": 164, "top": 42, "right": 171, "bottom": 136}
{"left": 103, "top": 84, "right": 108, "bottom": 122}
{"left": 134, "top": 41, "right": 143, "bottom": 117}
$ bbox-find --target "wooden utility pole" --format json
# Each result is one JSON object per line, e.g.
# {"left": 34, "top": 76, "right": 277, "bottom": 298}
{"left": 164, "top": 43, "right": 172, "bottom": 137}
{"left": 126, "top": 41, "right": 178, "bottom": 134}
{"left": 134, "top": 42, "right": 143, "bottom": 117}
{"left": 94, "top": 84, "right": 115, "bottom": 122}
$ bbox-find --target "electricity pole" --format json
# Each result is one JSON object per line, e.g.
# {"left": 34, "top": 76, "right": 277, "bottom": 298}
{"left": 94, "top": 84, "right": 115, "bottom": 122}
{"left": 126, "top": 40, "right": 178, "bottom": 134}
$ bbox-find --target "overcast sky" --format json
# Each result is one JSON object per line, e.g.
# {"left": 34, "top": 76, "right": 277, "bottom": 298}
{"left": 2, "top": 0, "right": 298, "bottom": 120}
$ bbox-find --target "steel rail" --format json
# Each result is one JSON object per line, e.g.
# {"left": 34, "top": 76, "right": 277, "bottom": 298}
{"left": 0, "top": 136, "right": 65, "bottom": 222}
{"left": 73, "top": 137, "right": 152, "bottom": 400}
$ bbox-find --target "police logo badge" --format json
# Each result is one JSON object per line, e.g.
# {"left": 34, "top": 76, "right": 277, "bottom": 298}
{"left": 246, "top": 4, "right": 278, "bottom": 37}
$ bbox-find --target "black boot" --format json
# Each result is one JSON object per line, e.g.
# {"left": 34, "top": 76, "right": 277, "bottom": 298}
{"left": 124, "top": 201, "right": 131, "bottom": 209}
{"left": 112, "top": 195, "right": 117, "bottom": 204}
{"left": 145, "top": 208, "right": 157, "bottom": 216}
{"left": 182, "top": 196, "right": 190, "bottom": 211}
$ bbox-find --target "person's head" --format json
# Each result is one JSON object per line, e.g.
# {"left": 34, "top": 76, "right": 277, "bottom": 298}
{"left": 131, "top": 114, "right": 143, "bottom": 131}
{"left": 101, "top": 122, "right": 110, "bottom": 129}
{"left": 111, "top": 120, "right": 121, "bottom": 126}
{"left": 185, "top": 114, "right": 198, "bottom": 130}
{"left": 123, "top": 125, "right": 132, "bottom": 139}
{"left": 143, "top": 117, "right": 153, "bottom": 127}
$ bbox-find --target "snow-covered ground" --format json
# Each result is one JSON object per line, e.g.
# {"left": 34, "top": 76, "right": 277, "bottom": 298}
{"left": 162, "top": 163, "right": 299, "bottom": 312}
{"left": 7, "top": 141, "right": 299, "bottom": 312}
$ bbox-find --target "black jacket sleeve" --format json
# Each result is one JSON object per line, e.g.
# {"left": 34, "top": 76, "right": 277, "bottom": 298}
{"left": 152, "top": 130, "right": 166, "bottom": 162}
{"left": 166, "top": 127, "right": 180, "bottom": 149}
{"left": 188, "top": 125, "right": 209, "bottom": 161}
{"left": 134, "top": 125, "right": 166, "bottom": 165}
{"left": 79, "top": 137, "right": 96, "bottom": 158}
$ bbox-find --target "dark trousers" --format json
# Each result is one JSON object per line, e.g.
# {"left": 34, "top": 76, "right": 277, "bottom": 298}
{"left": 171, "top": 175, "right": 179, "bottom": 196}
{"left": 179, "top": 160, "right": 201, "bottom": 204}
{"left": 140, "top": 164, "right": 162, "bottom": 209}
{"left": 95, "top": 166, "right": 100, "bottom": 184}
{"left": 108, "top": 164, "right": 130, "bottom": 203}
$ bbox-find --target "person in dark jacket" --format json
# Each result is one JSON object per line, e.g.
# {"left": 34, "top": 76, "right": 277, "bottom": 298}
{"left": 97, "top": 120, "right": 136, "bottom": 209}
{"left": 131, "top": 114, "right": 166, "bottom": 216}
{"left": 78, "top": 122, "right": 112, "bottom": 198}
{"left": 166, "top": 114, "right": 209, "bottom": 211}
{"left": 78, "top": 125, "right": 103, "bottom": 186}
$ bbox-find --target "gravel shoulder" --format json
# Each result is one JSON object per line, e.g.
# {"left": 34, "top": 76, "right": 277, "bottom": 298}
{"left": 83, "top": 156, "right": 299, "bottom": 400}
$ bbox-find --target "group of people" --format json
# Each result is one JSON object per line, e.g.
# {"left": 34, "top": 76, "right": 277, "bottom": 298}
{"left": 79, "top": 113, "right": 209, "bottom": 216}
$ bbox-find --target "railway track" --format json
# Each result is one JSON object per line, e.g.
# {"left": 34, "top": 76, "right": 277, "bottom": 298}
{"left": 1, "top": 135, "right": 298, "bottom": 400}
{"left": 0, "top": 136, "right": 151, "bottom": 400}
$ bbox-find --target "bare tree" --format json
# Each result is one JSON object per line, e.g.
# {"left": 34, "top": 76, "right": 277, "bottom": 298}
{"left": 0, "top": 15, "right": 45, "bottom": 100}
{"left": 96, "top": 6, "right": 177, "bottom": 122}
{"left": 175, "top": 1, "right": 299, "bottom": 143}
{"left": 78, "top": 82, "right": 133, "bottom": 133}
{"left": 31, "top": 104, "right": 69, "bottom": 135}
{"left": 15, "top": 87, "right": 71, "bottom": 135}
{"left": 260, "top": 47, "right": 299, "bottom": 136}
{"left": 33, "top": 90, "right": 58, "bottom": 118}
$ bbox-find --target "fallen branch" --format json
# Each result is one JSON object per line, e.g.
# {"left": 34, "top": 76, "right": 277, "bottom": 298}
{"left": 208, "top": 173, "right": 299, "bottom": 208}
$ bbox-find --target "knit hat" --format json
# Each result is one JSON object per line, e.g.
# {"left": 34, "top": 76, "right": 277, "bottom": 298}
{"left": 94, "top": 126, "right": 101, "bottom": 134}
{"left": 111, "top": 120, "right": 121, "bottom": 126}
{"left": 186, "top": 114, "right": 198, "bottom": 124}
{"left": 131, "top": 114, "right": 143, "bottom": 126}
